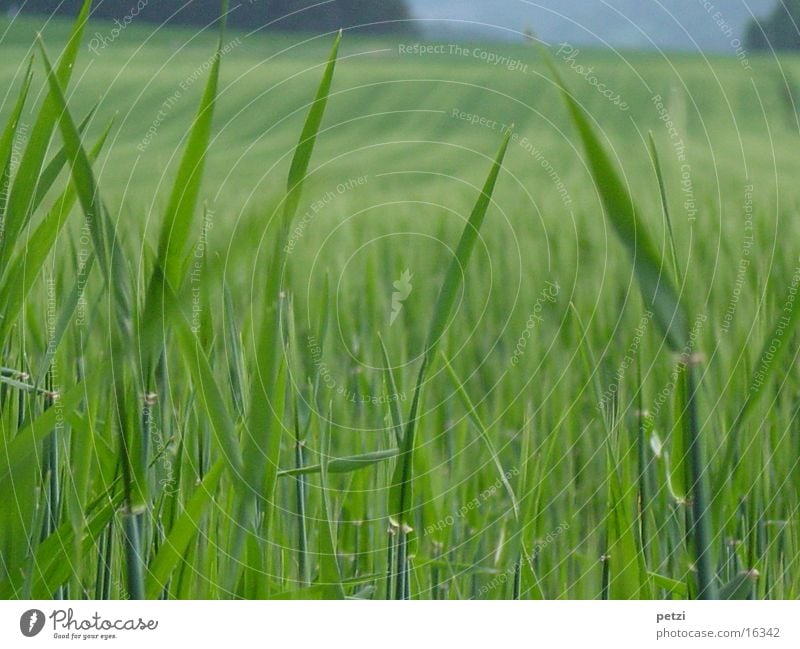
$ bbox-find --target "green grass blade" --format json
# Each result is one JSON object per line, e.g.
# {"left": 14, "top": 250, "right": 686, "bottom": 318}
{"left": 389, "top": 129, "right": 512, "bottom": 530}
{"left": 720, "top": 569, "right": 758, "bottom": 600}
{"left": 0, "top": 375, "right": 51, "bottom": 395}
{"left": 145, "top": 459, "right": 225, "bottom": 599}
{"left": 0, "top": 118, "right": 112, "bottom": 346}
{"left": 440, "top": 351, "right": 519, "bottom": 518}
{"left": 649, "top": 571, "right": 689, "bottom": 598}
{"left": 33, "top": 254, "right": 94, "bottom": 386}
{"left": 244, "top": 38, "right": 342, "bottom": 472}
{"left": 546, "top": 55, "right": 717, "bottom": 598}
{"left": 545, "top": 57, "right": 689, "bottom": 352}
{"left": 423, "top": 131, "right": 512, "bottom": 359}
{"left": 318, "top": 412, "right": 345, "bottom": 598}
{"left": 35, "top": 38, "right": 114, "bottom": 283}
{"left": 0, "top": 57, "right": 33, "bottom": 217}
{"left": 223, "top": 285, "right": 247, "bottom": 419}
{"left": 26, "top": 488, "right": 124, "bottom": 599}
{"left": 667, "top": 365, "right": 690, "bottom": 503}
{"left": 605, "top": 431, "right": 652, "bottom": 599}
{"left": 378, "top": 335, "right": 404, "bottom": 447}
{"left": 0, "top": 0, "right": 92, "bottom": 269}
{"left": 0, "top": 375, "right": 93, "bottom": 490}
{"left": 282, "top": 30, "right": 342, "bottom": 227}
{"left": 277, "top": 448, "right": 399, "bottom": 478}
{"left": 173, "top": 311, "right": 244, "bottom": 481}
{"left": 225, "top": 30, "right": 341, "bottom": 595}
{"left": 136, "top": 4, "right": 228, "bottom": 380}
{"left": 685, "top": 363, "right": 717, "bottom": 599}
{"left": 245, "top": 31, "right": 342, "bottom": 488}
{"left": 387, "top": 130, "right": 511, "bottom": 599}
{"left": 157, "top": 1, "right": 227, "bottom": 290}
{"left": 719, "top": 276, "right": 800, "bottom": 481}
{"left": 647, "top": 131, "right": 683, "bottom": 287}
{"left": 31, "top": 105, "right": 99, "bottom": 216}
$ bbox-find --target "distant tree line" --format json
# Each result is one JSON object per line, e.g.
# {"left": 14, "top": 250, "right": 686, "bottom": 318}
{"left": 2, "top": 0, "right": 413, "bottom": 33}
{"left": 746, "top": 0, "right": 800, "bottom": 50}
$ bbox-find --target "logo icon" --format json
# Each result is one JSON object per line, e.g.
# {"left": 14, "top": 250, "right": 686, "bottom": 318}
{"left": 20, "top": 609, "right": 45, "bottom": 637}
{"left": 390, "top": 269, "right": 413, "bottom": 326}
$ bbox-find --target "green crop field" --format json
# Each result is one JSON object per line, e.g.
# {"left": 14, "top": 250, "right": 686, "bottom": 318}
{"left": 1, "top": 3, "right": 800, "bottom": 600}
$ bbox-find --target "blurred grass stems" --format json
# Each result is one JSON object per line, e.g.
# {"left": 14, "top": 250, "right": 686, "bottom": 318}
{"left": 389, "top": 129, "right": 512, "bottom": 599}
{"left": 634, "top": 355, "right": 656, "bottom": 565}
{"left": 37, "top": 31, "right": 148, "bottom": 598}
{"left": 1, "top": 1, "right": 797, "bottom": 602}
{"left": 230, "top": 31, "right": 342, "bottom": 596}
{"left": 318, "top": 408, "right": 345, "bottom": 598}
{"left": 41, "top": 373, "right": 61, "bottom": 598}
{"left": 441, "top": 351, "right": 519, "bottom": 517}
{"left": 545, "top": 53, "right": 718, "bottom": 599}
{"left": 718, "top": 274, "right": 800, "bottom": 489}
{"left": 683, "top": 358, "right": 716, "bottom": 599}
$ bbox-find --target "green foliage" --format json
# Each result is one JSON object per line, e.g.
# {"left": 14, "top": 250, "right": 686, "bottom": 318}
{"left": 0, "top": 7, "right": 797, "bottom": 602}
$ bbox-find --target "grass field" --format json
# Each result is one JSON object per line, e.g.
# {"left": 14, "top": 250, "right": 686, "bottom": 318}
{"left": 1, "top": 5, "right": 800, "bottom": 600}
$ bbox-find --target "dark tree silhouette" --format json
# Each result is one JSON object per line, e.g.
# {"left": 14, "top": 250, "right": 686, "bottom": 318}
{"left": 1, "top": 0, "right": 414, "bottom": 33}
{"left": 746, "top": 0, "right": 800, "bottom": 50}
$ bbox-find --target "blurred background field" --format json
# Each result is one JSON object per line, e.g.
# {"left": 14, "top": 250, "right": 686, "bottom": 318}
{"left": 1, "top": 4, "right": 800, "bottom": 599}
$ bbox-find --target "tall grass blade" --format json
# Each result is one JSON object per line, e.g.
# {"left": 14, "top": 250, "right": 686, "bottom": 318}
{"left": 440, "top": 351, "right": 518, "bottom": 517}
{"left": 35, "top": 38, "right": 117, "bottom": 290}
{"left": 0, "top": 118, "right": 112, "bottom": 345}
{"left": 0, "top": 0, "right": 92, "bottom": 269}
{"left": 378, "top": 335, "right": 404, "bottom": 447}
{"left": 173, "top": 310, "right": 244, "bottom": 480}
{"left": 282, "top": 30, "right": 342, "bottom": 228}
{"left": 647, "top": 132, "right": 683, "bottom": 287}
{"left": 145, "top": 459, "right": 225, "bottom": 599}
{"left": 318, "top": 411, "right": 345, "bottom": 598}
{"left": 388, "top": 130, "right": 512, "bottom": 597}
{"left": 0, "top": 57, "right": 33, "bottom": 219}
{"left": 230, "top": 31, "right": 342, "bottom": 591}
{"left": 546, "top": 56, "right": 717, "bottom": 598}
{"left": 157, "top": 1, "right": 228, "bottom": 290}
{"left": 544, "top": 56, "right": 689, "bottom": 352}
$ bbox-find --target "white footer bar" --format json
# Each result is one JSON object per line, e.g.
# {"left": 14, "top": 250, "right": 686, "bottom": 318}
{"left": 1, "top": 600, "right": 797, "bottom": 648}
